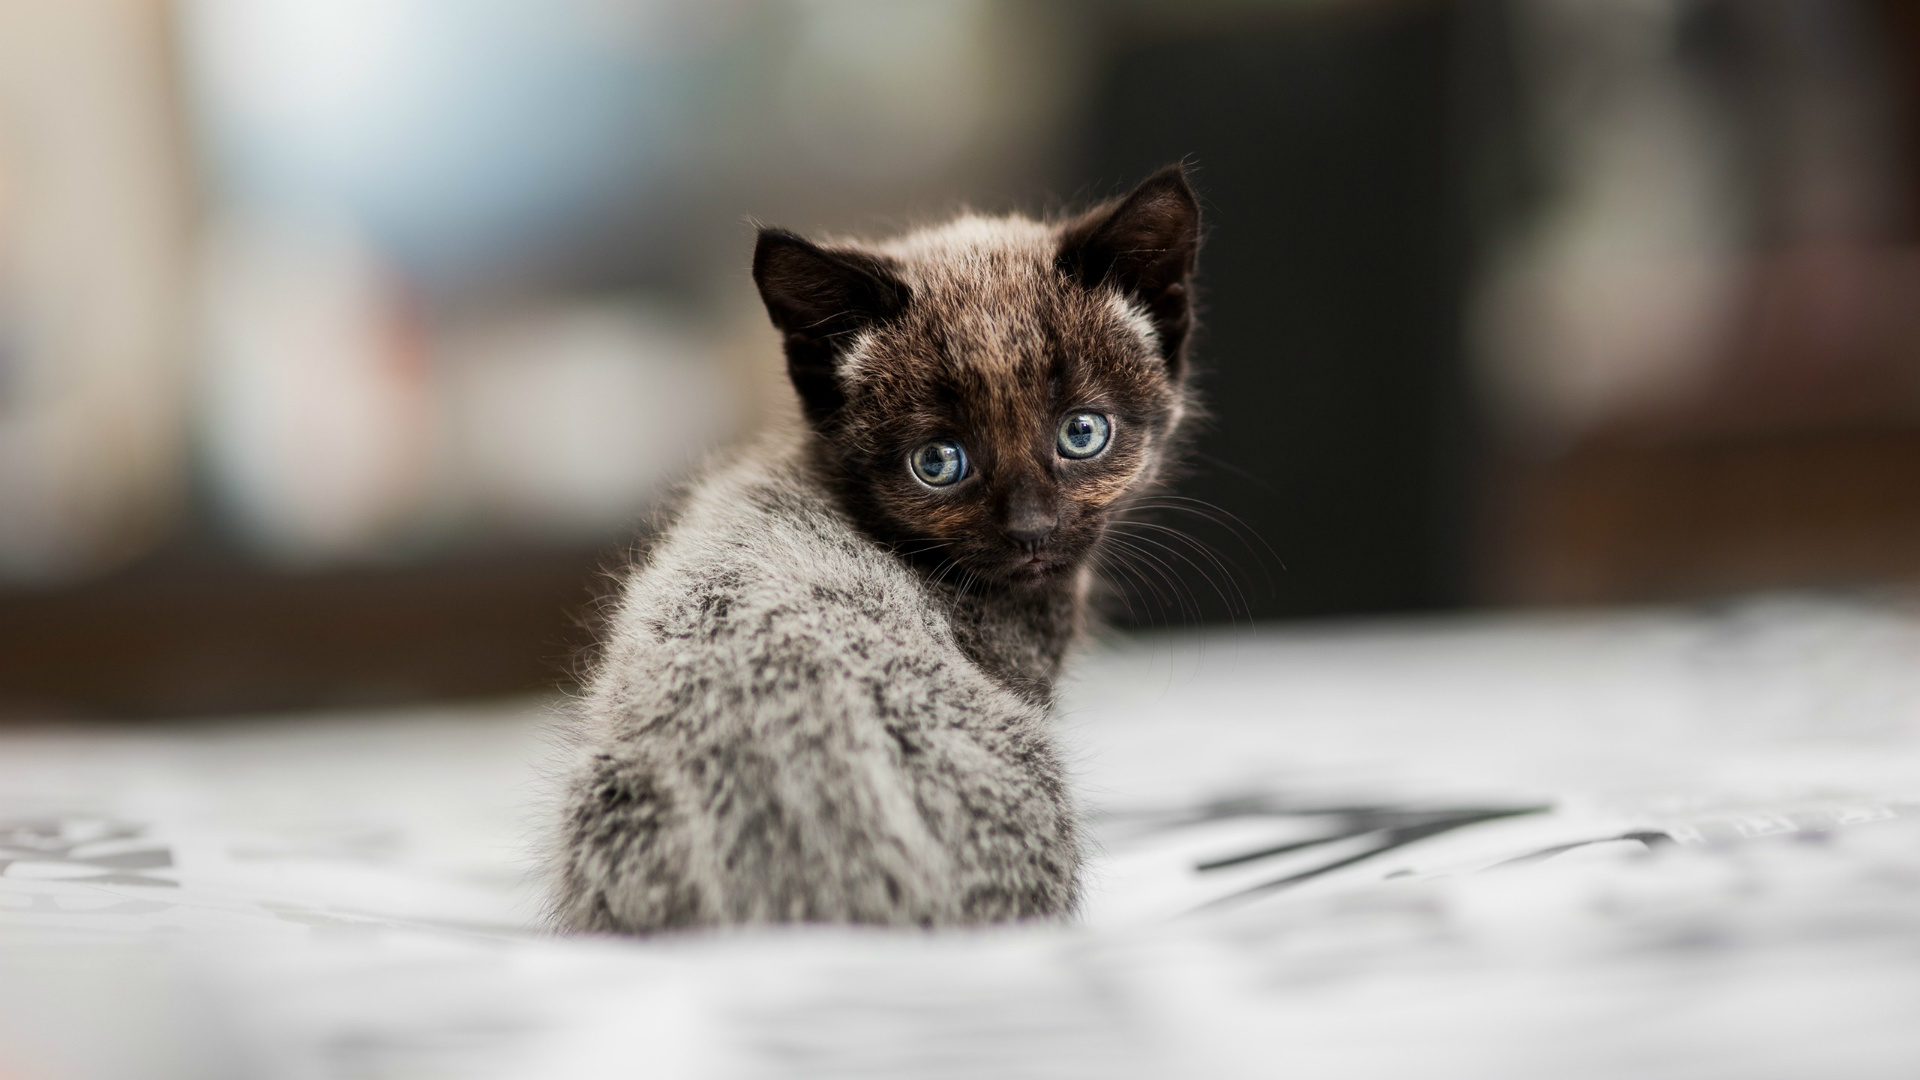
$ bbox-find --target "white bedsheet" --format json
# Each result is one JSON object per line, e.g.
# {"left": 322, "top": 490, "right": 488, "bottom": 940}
{"left": 4, "top": 594, "right": 1918, "bottom": 1078}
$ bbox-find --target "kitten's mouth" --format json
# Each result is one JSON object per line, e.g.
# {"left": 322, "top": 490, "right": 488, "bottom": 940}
{"left": 974, "top": 547, "right": 1071, "bottom": 583}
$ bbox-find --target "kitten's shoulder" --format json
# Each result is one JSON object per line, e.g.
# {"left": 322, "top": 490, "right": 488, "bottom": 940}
{"left": 651, "top": 431, "right": 872, "bottom": 574}
{"left": 608, "top": 431, "right": 922, "bottom": 638}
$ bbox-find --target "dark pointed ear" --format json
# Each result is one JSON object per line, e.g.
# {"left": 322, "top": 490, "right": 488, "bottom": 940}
{"left": 752, "top": 228, "right": 911, "bottom": 425}
{"left": 1057, "top": 164, "right": 1201, "bottom": 377}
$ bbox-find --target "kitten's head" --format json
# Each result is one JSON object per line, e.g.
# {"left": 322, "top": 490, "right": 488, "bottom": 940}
{"left": 752, "top": 165, "right": 1201, "bottom": 587}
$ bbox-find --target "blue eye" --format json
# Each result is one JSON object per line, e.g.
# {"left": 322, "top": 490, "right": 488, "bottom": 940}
{"left": 1057, "top": 412, "right": 1111, "bottom": 459}
{"left": 910, "top": 440, "right": 967, "bottom": 487}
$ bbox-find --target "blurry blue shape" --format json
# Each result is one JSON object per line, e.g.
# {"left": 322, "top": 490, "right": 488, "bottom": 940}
{"left": 180, "top": 0, "right": 705, "bottom": 290}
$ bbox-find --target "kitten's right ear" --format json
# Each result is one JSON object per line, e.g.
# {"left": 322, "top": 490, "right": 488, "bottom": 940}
{"left": 752, "top": 228, "right": 912, "bottom": 425}
{"left": 1057, "top": 165, "right": 1202, "bottom": 378}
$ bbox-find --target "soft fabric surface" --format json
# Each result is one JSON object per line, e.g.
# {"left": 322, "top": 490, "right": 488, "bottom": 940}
{"left": 3, "top": 595, "right": 1918, "bottom": 1078}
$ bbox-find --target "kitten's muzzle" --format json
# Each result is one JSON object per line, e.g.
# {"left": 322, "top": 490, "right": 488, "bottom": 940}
{"left": 1003, "top": 500, "right": 1057, "bottom": 554}
{"left": 1006, "top": 522, "right": 1055, "bottom": 554}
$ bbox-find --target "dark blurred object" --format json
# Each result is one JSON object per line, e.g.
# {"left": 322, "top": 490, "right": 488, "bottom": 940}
{"left": 1076, "top": 0, "right": 1920, "bottom": 619}
{"left": 0, "top": 550, "right": 600, "bottom": 719}
{"left": 1075, "top": 2, "right": 1487, "bottom": 622}
{"left": 1492, "top": 425, "right": 1920, "bottom": 603}
{"left": 1477, "top": 0, "right": 1920, "bottom": 605}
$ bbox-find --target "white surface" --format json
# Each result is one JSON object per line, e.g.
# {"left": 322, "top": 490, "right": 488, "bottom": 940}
{"left": 3, "top": 594, "right": 1919, "bottom": 1078}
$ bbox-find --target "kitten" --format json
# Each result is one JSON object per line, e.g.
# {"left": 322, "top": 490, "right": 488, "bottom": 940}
{"left": 547, "top": 165, "right": 1201, "bottom": 933}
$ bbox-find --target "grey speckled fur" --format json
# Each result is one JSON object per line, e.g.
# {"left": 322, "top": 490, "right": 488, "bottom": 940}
{"left": 549, "top": 440, "right": 1082, "bottom": 932}
{"left": 547, "top": 166, "right": 1200, "bottom": 934}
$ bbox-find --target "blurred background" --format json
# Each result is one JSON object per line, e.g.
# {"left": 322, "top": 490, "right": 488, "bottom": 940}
{"left": 1, "top": 0, "right": 1916, "bottom": 718}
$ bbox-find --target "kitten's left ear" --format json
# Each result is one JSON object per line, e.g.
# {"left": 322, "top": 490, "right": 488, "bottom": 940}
{"left": 1057, "top": 164, "right": 1202, "bottom": 377}
{"left": 753, "top": 228, "right": 912, "bottom": 426}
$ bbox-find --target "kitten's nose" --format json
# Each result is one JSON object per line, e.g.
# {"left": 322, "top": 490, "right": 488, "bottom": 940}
{"left": 1006, "top": 521, "right": 1055, "bottom": 551}
{"left": 1004, "top": 496, "right": 1057, "bottom": 552}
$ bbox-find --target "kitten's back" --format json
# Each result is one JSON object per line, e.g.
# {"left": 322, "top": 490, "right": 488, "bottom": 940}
{"left": 548, "top": 436, "right": 1079, "bottom": 932}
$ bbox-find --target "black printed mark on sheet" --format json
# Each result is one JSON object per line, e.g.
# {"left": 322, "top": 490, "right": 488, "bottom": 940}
{"left": 0, "top": 817, "right": 178, "bottom": 889}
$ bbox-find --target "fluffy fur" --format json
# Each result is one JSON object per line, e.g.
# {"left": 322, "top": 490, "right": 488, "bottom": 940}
{"left": 547, "top": 166, "right": 1202, "bottom": 934}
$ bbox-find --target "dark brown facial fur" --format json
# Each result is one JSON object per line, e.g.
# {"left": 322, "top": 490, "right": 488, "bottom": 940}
{"left": 753, "top": 165, "right": 1201, "bottom": 589}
